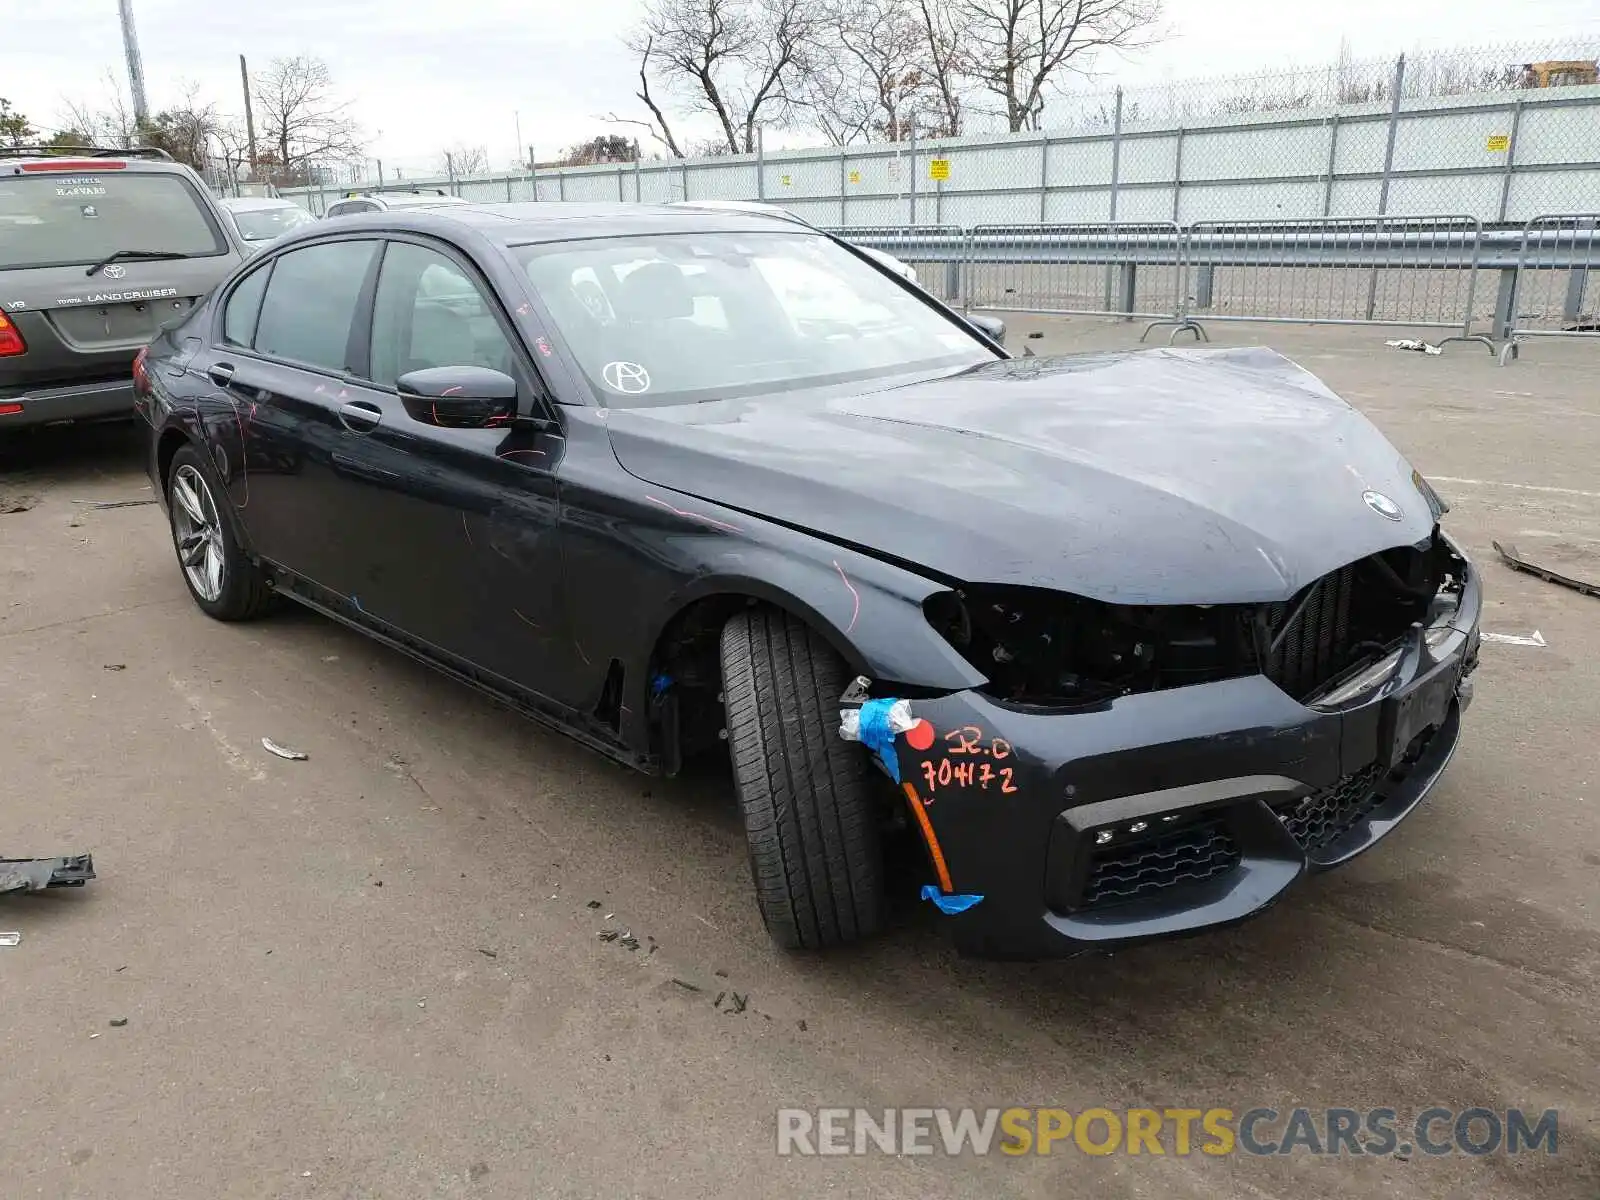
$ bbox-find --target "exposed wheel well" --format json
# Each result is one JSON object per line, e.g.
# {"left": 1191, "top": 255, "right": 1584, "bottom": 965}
{"left": 646, "top": 592, "right": 860, "bottom": 773}
{"left": 156, "top": 427, "right": 191, "bottom": 496}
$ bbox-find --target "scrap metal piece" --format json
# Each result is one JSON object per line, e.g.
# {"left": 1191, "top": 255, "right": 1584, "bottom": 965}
{"left": 1493, "top": 541, "right": 1600, "bottom": 599}
{"left": 0, "top": 932, "right": 19, "bottom": 947}
{"left": 0, "top": 854, "right": 96, "bottom": 894}
{"left": 261, "top": 737, "right": 308, "bottom": 760}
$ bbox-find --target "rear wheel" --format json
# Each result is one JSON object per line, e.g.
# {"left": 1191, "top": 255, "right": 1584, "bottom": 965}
{"left": 166, "top": 443, "right": 275, "bottom": 621}
{"left": 720, "top": 606, "right": 885, "bottom": 949}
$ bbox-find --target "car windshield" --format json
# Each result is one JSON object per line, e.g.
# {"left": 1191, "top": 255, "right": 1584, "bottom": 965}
{"left": 0, "top": 172, "right": 227, "bottom": 270}
{"left": 515, "top": 231, "right": 994, "bottom": 406}
{"left": 232, "top": 204, "right": 316, "bottom": 241}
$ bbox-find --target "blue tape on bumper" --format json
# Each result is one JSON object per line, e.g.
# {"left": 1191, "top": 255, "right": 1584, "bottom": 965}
{"left": 856, "top": 697, "right": 902, "bottom": 783}
{"left": 921, "top": 885, "right": 984, "bottom": 914}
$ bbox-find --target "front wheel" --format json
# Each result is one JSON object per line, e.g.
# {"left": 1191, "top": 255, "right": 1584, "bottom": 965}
{"left": 166, "top": 443, "right": 275, "bottom": 621}
{"left": 720, "top": 606, "right": 885, "bottom": 949}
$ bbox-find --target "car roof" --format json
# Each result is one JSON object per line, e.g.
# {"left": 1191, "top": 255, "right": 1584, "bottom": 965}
{"left": 337, "top": 191, "right": 469, "bottom": 208}
{"left": 294, "top": 201, "right": 812, "bottom": 247}
{"left": 218, "top": 196, "right": 300, "bottom": 211}
{"left": 0, "top": 146, "right": 194, "bottom": 176}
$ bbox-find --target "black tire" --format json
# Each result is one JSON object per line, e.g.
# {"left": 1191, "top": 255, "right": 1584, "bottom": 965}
{"left": 166, "top": 443, "right": 276, "bottom": 621}
{"left": 720, "top": 606, "right": 885, "bottom": 949}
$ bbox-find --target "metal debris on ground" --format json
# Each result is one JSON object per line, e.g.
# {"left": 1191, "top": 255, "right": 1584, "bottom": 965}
{"left": 714, "top": 991, "right": 727, "bottom": 1008}
{"left": 598, "top": 929, "right": 620, "bottom": 943}
{"left": 619, "top": 934, "right": 640, "bottom": 951}
{"left": 0, "top": 853, "right": 95, "bottom": 894}
{"left": 260, "top": 737, "right": 308, "bottom": 760}
{"left": 671, "top": 978, "right": 701, "bottom": 992}
{"left": 1493, "top": 540, "right": 1600, "bottom": 599}
{"left": 0, "top": 932, "right": 19, "bottom": 947}
{"left": 477, "top": 948, "right": 498, "bottom": 958}
{"left": 1384, "top": 338, "right": 1442, "bottom": 355}
{"left": 103, "top": 663, "right": 126, "bottom": 671}
{"left": 726, "top": 992, "right": 748, "bottom": 1014}
{"left": 109, "top": 1017, "right": 127, "bottom": 1027}
{"left": 585, "top": 900, "right": 602, "bottom": 909}
{"left": 84, "top": 499, "right": 159, "bottom": 510}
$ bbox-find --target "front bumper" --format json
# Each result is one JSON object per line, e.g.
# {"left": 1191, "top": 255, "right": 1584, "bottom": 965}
{"left": 0, "top": 377, "right": 135, "bottom": 428}
{"left": 889, "top": 561, "right": 1482, "bottom": 960}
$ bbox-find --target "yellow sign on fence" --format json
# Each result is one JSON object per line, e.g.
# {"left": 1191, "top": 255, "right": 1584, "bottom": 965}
{"left": 848, "top": 170, "right": 861, "bottom": 184}
{"left": 929, "top": 158, "right": 951, "bottom": 181}
{"left": 780, "top": 174, "right": 793, "bottom": 187}
{"left": 1486, "top": 134, "right": 1510, "bottom": 152}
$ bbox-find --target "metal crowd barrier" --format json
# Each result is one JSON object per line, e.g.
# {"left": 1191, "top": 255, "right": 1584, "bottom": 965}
{"left": 963, "top": 223, "right": 1196, "bottom": 338}
{"left": 1179, "top": 216, "right": 1495, "bottom": 353}
{"left": 1498, "top": 214, "right": 1600, "bottom": 364}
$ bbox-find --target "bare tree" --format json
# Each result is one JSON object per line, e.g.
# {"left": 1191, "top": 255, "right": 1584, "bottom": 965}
{"left": 606, "top": 36, "right": 687, "bottom": 158}
{"left": 629, "top": 0, "right": 826, "bottom": 155}
{"left": 439, "top": 144, "right": 490, "bottom": 176}
{"left": 914, "top": 0, "right": 970, "bottom": 136}
{"left": 956, "top": 0, "right": 1160, "bottom": 132}
{"left": 60, "top": 72, "right": 141, "bottom": 147}
{"left": 799, "top": 0, "right": 937, "bottom": 144}
{"left": 252, "top": 55, "right": 363, "bottom": 185}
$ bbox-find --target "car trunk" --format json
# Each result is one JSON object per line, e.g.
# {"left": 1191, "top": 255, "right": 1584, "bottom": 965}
{"left": 0, "top": 168, "right": 241, "bottom": 395}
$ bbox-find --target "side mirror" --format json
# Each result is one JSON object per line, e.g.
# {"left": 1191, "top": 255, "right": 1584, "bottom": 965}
{"left": 968, "top": 314, "right": 1006, "bottom": 346}
{"left": 397, "top": 365, "right": 517, "bottom": 428}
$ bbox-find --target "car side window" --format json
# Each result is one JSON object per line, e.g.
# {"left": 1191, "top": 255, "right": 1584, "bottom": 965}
{"left": 368, "top": 241, "right": 519, "bottom": 390}
{"left": 222, "top": 262, "right": 271, "bottom": 348}
{"left": 252, "top": 240, "right": 379, "bottom": 373}
{"left": 327, "top": 201, "right": 375, "bottom": 217}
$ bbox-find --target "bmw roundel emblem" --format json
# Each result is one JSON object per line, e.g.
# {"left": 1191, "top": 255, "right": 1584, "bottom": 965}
{"left": 1362, "top": 490, "right": 1403, "bottom": 521}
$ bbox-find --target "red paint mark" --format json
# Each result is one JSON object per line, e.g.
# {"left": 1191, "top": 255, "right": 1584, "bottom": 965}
{"left": 511, "top": 607, "right": 541, "bottom": 630}
{"left": 535, "top": 337, "right": 553, "bottom": 357}
{"left": 905, "top": 719, "right": 935, "bottom": 752}
{"left": 517, "top": 303, "right": 532, "bottom": 316}
{"left": 432, "top": 402, "right": 441, "bottom": 425}
{"left": 832, "top": 560, "right": 860, "bottom": 633}
{"left": 441, "top": 385, "right": 464, "bottom": 396}
{"left": 643, "top": 494, "right": 741, "bottom": 534}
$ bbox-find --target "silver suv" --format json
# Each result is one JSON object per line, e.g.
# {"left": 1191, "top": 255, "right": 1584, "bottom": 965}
{"left": 323, "top": 190, "right": 471, "bottom": 218}
{"left": 0, "top": 146, "right": 248, "bottom": 430}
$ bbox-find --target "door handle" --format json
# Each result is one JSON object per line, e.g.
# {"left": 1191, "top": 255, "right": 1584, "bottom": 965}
{"left": 207, "top": 362, "right": 235, "bottom": 387}
{"left": 338, "top": 401, "right": 383, "bottom": 431}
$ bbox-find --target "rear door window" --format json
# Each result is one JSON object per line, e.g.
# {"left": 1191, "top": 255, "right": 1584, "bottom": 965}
{"left": 0, "top": 172, "right": 227, "bottom": 270}
{"left": 253, "top": 240, "right": 379, "bottom": 373}
{"left": 223, "top": 263, "right": 272, "bottom": 347}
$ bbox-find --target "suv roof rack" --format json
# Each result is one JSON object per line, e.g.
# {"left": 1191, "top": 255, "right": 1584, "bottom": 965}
{"left": 0, "top": 144, "right": 175, "bottom": 161}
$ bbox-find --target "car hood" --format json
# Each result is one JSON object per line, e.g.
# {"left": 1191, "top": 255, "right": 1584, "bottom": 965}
{"left": 604, "top": 346, "right": 1439, "bottom": 604}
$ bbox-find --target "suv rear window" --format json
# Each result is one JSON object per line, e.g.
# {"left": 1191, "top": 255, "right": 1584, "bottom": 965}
{"left": 0, "top": 172, "right": 227, "bottom": 271}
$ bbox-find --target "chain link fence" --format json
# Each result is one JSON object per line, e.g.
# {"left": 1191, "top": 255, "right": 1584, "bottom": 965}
{"left": 284, "top": 39, "right": 1600, "bottom": 230}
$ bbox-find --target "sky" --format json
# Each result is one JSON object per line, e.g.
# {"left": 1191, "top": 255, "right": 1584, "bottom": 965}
{"left": 6, "top": 0, "right": 1598, "bottom": 174}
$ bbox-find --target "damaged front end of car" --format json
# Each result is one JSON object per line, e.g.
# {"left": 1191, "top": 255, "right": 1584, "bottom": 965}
{"left": 849, "top": 529, "right": 1480, "bottom": 960}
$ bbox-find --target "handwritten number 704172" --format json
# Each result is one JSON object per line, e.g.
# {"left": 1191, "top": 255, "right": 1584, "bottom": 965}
{"left": 917, "top": 725, "right": 1018, "bottom": 796}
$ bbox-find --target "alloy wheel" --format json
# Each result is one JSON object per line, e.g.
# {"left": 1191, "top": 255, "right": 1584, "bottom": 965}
{"left": 171, "top": 463, "right": 227, "bottom": 603}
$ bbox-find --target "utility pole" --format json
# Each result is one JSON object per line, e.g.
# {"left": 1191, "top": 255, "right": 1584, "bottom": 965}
{"left": 239, "top": 55, "right": 258, "bottom": 175}
{"left": 117, "top": 0, "right": 150, "bottom": 126}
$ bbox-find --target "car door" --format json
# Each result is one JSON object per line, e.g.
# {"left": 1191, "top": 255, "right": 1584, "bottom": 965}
{"left": 312, "top": 235, "right": 568, "bottom": 691}
{"left": 203, "top": 236, "right": 386, "bottom": 596}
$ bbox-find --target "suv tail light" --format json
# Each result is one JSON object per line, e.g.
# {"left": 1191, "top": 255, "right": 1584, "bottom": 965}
{"left": 0, "top": 308, "right": 26, "bottom": 357}
{"left": 132, "top": 347, "right": 150, "bottom": 394}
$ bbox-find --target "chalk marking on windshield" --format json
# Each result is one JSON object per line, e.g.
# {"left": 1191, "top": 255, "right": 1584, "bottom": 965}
{"left": 601, "top": 361, "right": 651, "bottom": 394}
{"left": 643, "top": 494, "right": 742, "bottom": 534}
{"left": 832, "top": 560, "right": 860, "bottom": 633}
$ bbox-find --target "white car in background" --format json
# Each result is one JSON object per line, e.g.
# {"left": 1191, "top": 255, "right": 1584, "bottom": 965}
{"left": 668, "top": 200, "right": 920, "bottom": 284}
{"left": 216, "top": 196, "right": 317, "bottom": 252}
